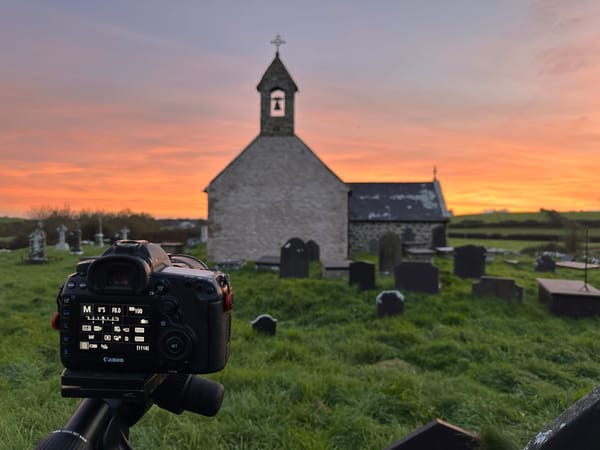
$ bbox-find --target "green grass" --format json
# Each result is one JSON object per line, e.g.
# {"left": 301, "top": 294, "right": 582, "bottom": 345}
{"left": 451, "top": 210, "right": 600, "bottom": 225}
{"left": 2, "top": 243, "right": 600, "bottom": 448}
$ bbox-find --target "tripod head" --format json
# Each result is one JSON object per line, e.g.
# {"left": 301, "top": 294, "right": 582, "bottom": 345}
{"left": 35, "top": 370, "right": 224, "bottom": 450}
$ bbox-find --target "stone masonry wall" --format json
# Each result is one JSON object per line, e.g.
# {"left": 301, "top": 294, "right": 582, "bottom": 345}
{"left": 348, "top": 221, "right": 443, "bottom": 256}
{"left": 207, "top": 136, "right": 348, "bottom": 263}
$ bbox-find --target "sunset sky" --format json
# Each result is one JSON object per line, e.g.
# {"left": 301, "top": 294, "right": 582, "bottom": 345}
{"left": 1, "top": 1, "right": 599, "bottom": 218}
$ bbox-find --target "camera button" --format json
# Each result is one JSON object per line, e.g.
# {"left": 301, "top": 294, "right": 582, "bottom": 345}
{"left": 167, "top": 337, "right": 183, "bottom": 354}
{"left": 159, "top": 297, "right": 179, "bottom": 315}
{"left": 67, "top": 281, "right": 76, "bottom": 289}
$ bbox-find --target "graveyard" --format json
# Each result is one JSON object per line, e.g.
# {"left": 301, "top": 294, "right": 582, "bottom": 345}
{"left": 2, "top": 226, "right": 600, "bottom": 448}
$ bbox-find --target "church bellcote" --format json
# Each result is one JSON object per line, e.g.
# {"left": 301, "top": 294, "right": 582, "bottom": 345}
{"left": 257, "top": 35, "right": 298, "bottom": 136}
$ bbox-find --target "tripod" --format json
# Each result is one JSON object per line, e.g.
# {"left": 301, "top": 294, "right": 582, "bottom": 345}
{"left": 35, "top": 370, "right": 224, "bottom": 450}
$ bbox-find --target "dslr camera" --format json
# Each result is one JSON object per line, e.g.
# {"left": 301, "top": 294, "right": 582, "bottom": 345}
{"left": 57, "top": 240, "right": 232, "bottom": 374}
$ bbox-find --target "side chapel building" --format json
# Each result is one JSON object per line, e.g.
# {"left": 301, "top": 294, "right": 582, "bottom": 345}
{"left": 206, "top": 47, "right": 450, "bottom": 263}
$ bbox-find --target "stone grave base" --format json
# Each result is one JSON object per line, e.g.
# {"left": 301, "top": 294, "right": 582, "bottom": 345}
{"left": 537, "top": 278, "right": 600, "bottom": 317}
{"left": 255, "top": 255, "right": 280, "bottom": 271}
{"left": 321, "top": 260, "right": 350, "bottom": 279}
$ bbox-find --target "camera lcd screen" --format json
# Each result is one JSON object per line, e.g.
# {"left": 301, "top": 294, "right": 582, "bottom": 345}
{"left": 77, "top": 302, "right": 152, "bottom": 354}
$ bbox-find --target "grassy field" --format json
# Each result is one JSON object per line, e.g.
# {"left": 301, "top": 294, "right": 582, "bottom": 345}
{"left": 2, "top": 241, "right": 600, "bottom": 449}
{"left": 450, "top": 211, "right": 600, "bottom": 225}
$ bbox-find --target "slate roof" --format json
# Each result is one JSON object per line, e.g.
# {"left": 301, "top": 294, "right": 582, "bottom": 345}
{"left": 206, "top": 135, "right": 346, "bottom": 189}
{"left": 348, "top": 181, "right": 451, "bottom": 222}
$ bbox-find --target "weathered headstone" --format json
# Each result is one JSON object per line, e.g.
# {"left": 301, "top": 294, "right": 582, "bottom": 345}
{"left": 95, "top": 218, "right": 104, "bottom": 247}
{"left": 349, "top": 261, "right": 376, "bottom": 290}
{"left": 55, "top": 224, "right": 69, "bottom": 251}
{"left": 453, "top": 245, "right": 486, "bottom": 278}
{"left": 376, "top": 290, "right": 404, "bottom": 318}
{"left": 120, "top": 227, "right": 130, "bottom": 240}
{"left": 28, "top": 221, "right": 48, "bottom": 263}
{"left": 394, "top": 261, "right": 440, "bottom": 294}
{"left": 306, "top": 240, "right": 320, "bottom": 262}
{"left": 524, "top": 384, "right": 600, "bottom": 450}
{"left": 472, "top": 276, "right": 523, "bottom": 301}
{"left": 385, "top": 419, "right": 479, "bottom": 450}
{"left": 279, "top": 238, "right": 309, "bottom": 278}
{"left": 68, "top": 223, "right": 83, "bottom": 255}
{"left": 534, "top": 254, "right": 556, "bottom": 272}
{"left": 379, "top": 232, "right": 403, "bottom": 273}
{"left": 251, "top": 314, "right": 277, "bottom": 335}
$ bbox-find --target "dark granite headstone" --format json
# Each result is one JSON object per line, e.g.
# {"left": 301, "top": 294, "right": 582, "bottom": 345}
{"left": 280, "top": 238, "right": 309, "bottom": 278}
{"left": 453, "top": 245, "right": 486, "bottom": 279}
{"left": 472, "top": 276, "right": 523, "bottom": 301}
{"left": 385, "top": 419, "right": 479, "bottom": 450}
{"left": 379, "top": 232, "right": 403, "bottom": 273}
{"left": 306, "top": 240, "right": 320, "bottom": 262}
{"left": 376, "top": 290, "right": 404, "bottom": 318}
{"left": 524, "top": 385, "right": 600, "bottom": 450}
{"left": 394, "top": 262, "right": 440, "bottom": 294}
{"left": 349, "top": 261, "right": 376, "bottom": 290}
{"left": 251, "top": 314, "right": 277, "bottom": 335}
{"left": 535, "top": 254, "right": 556, "bottom": 272}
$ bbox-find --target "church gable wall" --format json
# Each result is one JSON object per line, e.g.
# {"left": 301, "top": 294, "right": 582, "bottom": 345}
{"left": 207, "top": 137, "right": 348, "bottom": 262}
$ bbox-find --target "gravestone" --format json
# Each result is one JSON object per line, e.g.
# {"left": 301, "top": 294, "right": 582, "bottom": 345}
{"left": 55, "top": 224, "right": 69, "bottom": 251}
{"left": 534, "top": 254, "right": 556, "bottom": 272}
{"left": 95, "top": 218, "right": 104, "bottom": 247}
{"left": 453, "top": 245, "right": 486, "bottom": 279}
{"left": 349, "top": 261, "right": 376, "bottom": 290}
{"left": 28, "top": 221, "right": 48, "bottom": 263}
{"left": 524, "top": 384, "right": 600, "bottom": 450}
{"left": 379, "top": 232, "right": 403, "bottom": 273}
{"left": 472, "top": 276, "right": 523, "bottom": 301}
{"left": 68, "top": 222, "right": 83, "bottom": 255}
{"left": 306, "top": 240, "right": 320, "bottom": 262}
{"left": 394, "top": 262, "right": 440, "bottom": 294}
{"left": 385, "top": 419, "right": 479, "bottom": 450}
{"left": 280, "top": 238, "right": 309, "bottom": 278}
{"left": 120, "top": 227, "right": 130, "bottom": 240}
{"left": 376, "top": 290, "right": 404, "bottom": 318}
{"left": 251, "top": 314, "right": 277, "bottom": 335}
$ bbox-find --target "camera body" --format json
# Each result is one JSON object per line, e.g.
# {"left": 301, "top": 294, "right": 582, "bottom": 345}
{"left": 58, "top": 240, "right": 232, "bottom": 374}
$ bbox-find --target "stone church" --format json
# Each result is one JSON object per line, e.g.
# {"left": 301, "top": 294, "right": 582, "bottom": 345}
{"left": 205, "top": 48, "right": 450, "bottom": 264}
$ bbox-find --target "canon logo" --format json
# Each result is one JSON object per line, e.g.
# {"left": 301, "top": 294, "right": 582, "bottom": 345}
{"left": 103, "top": 356, "right": 125, "bottom": 364}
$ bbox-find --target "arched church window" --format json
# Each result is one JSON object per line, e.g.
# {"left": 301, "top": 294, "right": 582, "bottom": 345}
{"left": 270, "top": 89, "right": 285, "bottom": 117}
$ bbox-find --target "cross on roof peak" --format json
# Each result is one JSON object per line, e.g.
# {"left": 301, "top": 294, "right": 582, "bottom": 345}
{"left": 270, "top": 34, "right": 286, "bottom": 55}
